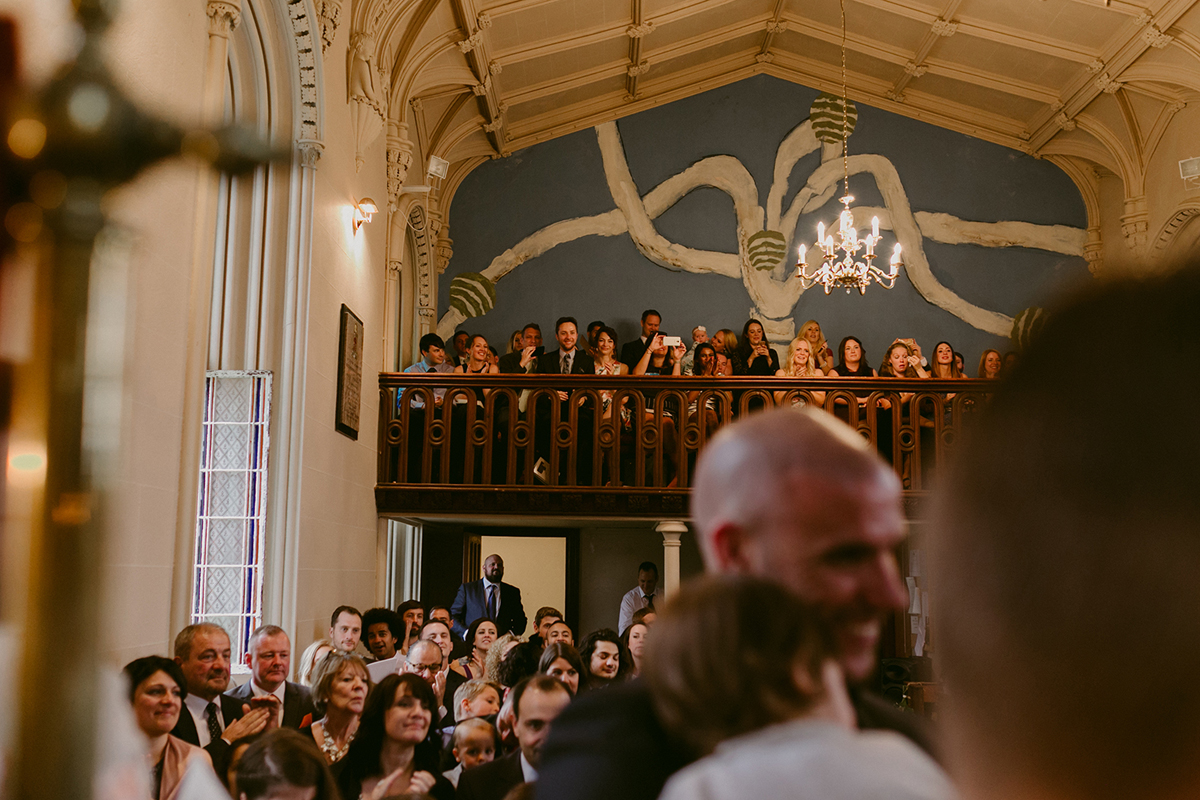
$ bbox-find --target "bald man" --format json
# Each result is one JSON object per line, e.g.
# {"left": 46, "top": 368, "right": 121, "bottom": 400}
{"left": 536, "top": 409, "right": 933, "bottom": 800}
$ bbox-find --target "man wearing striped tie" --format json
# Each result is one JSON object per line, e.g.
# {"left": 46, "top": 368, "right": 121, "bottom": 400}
{"left": 450, "top": 553, "right": 528, "bottom": 638}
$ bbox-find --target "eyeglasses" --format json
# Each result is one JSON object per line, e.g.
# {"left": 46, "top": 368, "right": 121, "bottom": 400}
{"left": 409, "top": 662, "right": 441, "bottom": 673}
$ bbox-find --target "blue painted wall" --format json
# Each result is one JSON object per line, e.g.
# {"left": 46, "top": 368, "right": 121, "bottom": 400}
{"left": 441, "top": 74, "right": 1089, "bottom": 369}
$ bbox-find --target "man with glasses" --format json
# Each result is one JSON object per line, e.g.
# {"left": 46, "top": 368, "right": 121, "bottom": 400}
{"left": 405, "top": 639, "right": 453, "bottom": 724}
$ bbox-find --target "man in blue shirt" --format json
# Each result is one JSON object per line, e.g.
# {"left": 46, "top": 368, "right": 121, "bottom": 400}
{"left": 399, "top": 333, "right": 455, "bottom": 480}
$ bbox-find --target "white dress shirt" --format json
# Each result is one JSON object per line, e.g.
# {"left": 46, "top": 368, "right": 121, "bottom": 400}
{"left": 520, "top": 752, "right": 539, "bottom": 783}
{"left": 184, "top": 693, "right": 224, "bottom": 747}
{"left": 618, "top": 586, "right": 656, "bottom": 634}
{"left": 367, "top": 654, "right": 403, "bottom": 683}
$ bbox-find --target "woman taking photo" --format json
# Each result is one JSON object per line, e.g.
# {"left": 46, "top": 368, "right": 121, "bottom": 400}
{"left": 538, "top": 642, "right": 586, "bottom": 695}
{"left": 578, "top": 629, "right": 632, "bottom": 691}
{"left": 775, "top": 337, "right": 826, "bottom": 408}
{"left": 798, "top": 320, "right": 835, "bottom": 374}
{"left": 123, "top": 655, "right": 210, "bottom": 800}
{"left": 304, "top": 650, "right": 369, "bottom": 764}
{"left": 734, "top": 319, "right": 780, "bottom": 376}
{"left": 336, "top": 673, "right": 453, "bottom": 800}
{"left": 452, "top": 617, "right": 498, "bottom": 680}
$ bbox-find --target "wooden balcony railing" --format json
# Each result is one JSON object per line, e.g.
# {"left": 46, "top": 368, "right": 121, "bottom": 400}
{"left": 376, "top": 374, "right": 994, "bottom": 517}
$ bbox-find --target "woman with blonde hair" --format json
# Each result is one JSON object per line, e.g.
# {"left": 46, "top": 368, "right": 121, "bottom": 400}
{"left": 304, "top": 650, "right": 370, "bottom": 764}
{"left": 646, "top": 576, "right": 952, "bottom": 800}
{"left": 775, "top": 337, "right": 826, "bottom": 408}
{"left": 484, "top": 632, "right": 521, "bottom": 683}
{"left": 711, "top": 329, "right": 738, "bottom": 358}
{"left": 298, "top": 638, "right": 335, "bottom": 688}
{"left": 798, "top": 320, "right": 835, "bottom": 373}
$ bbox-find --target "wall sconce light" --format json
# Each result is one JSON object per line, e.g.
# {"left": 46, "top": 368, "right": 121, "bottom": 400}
{"left": 353, "top": 197, "right": 378, "bottom": 232}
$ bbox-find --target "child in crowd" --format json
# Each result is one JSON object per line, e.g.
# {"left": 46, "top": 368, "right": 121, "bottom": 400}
{"left": 442, "top": 717, "right": 499, "bottom": 788}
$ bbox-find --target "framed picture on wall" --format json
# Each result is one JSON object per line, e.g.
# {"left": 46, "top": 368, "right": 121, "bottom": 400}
{"left": 336, "top": 304, "right": 364, "bottom": 440}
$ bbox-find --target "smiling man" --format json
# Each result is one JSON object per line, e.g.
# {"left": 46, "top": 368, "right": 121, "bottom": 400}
{"left": 537, "top": 408, "right": 933, "bottom": 800}
{"left": 226, "top": 624, "right": 315, "bottom": 729}
{"left": 171, "top": 623, "right": 273, "bottom": 782}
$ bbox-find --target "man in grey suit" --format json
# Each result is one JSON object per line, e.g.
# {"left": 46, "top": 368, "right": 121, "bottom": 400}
{"left": 226, "top": 625, "right": 315, "bottom": 729}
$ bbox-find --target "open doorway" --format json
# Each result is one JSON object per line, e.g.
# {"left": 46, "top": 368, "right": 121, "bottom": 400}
{"left": 477, "top": 535, "right": 566, "bottom": 639}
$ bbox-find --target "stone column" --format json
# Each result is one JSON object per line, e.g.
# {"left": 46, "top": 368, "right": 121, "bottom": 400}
{"left": 657, "top": 520, "right": 687, "bottom": 600}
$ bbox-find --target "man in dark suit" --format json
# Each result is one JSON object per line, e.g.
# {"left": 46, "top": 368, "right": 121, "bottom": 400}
{"left": 225, "top": 625, "right": 315, "bottom": 729}
{"left": 458, "top": 675, "right": 572, "bottom": 800}
{"left": 498, "top": 323, "right": 542, "bottom": 374}
{"left": 450, "top": 553, "right": 527, "bottom": 638}
{"left": 171, "top": 623, "right": 272, "bottom": 783}
{"left": 619, "top": 308, "right": 660, "bottom": 371}
{"left": 535, "top": 317, "right": 596, "bottom": 484}
{"left": 535, "top": 409, "right": 937, "bottom": 800}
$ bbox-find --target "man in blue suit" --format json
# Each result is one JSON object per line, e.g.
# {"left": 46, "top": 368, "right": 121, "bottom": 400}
{"left": 450, "top": 553, "right": 527, "bottom": 638}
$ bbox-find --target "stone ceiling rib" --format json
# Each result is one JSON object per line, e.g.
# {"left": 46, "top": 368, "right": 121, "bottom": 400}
{"left": 367, "top": 0, "right": 1200, "bottom": 198}
{"left": 1027, "top": 0, "right": 1196, "bottom": 152}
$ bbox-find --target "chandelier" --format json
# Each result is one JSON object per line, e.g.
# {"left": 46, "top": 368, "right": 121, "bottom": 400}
{"left": 796, "top": 0, "right": 902, "bottom": 295}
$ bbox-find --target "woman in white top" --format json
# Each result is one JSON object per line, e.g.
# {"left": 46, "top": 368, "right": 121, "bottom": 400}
{"left": 645, "top": 576, "right": 955, "bottom": 800}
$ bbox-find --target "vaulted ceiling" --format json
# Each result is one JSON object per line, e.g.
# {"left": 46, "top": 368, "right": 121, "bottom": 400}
{"left": 348, "top": 0, "right": 1200, "bottom": 210}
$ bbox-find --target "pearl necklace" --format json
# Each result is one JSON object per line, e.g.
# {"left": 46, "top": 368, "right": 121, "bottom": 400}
{"left": 318, "top": 719, "right": 354, "bottom": 762}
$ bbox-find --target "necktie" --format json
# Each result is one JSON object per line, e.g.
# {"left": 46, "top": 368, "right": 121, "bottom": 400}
{"left": 487, "top": 584, "right": 498, "bottom": 619}
{"left": 645, "top": 593, "right": 655, "bottom": 612}
{"left": 206, "top": 701, "right": 222, "bottom": 743}
{"left": 561, "top": 352, "right": 571, "bottom": 374}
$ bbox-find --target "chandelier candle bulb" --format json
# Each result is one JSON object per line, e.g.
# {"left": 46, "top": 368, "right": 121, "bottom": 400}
{"left": 872, "top": 217, "right": 879, "bottom": 237}
{"left": 798, "top": 244, "right": 807, "bottom": 267}
{"left": 817, "top": 221, "right": 825, "bottom": 242}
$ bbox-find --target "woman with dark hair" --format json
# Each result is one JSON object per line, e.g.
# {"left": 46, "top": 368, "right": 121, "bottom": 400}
{"left": 123, "top": 655, "right": 211, "bottom": 800}
{"left": 593, "top": 325, "right": 629, "bottom": 420}
{"left": 538, "top": 642, "right": 585, "bottom": 695}
{"left": 686, "top": 342, "right": 726, "bottom": 431}
{"left": 497, "top": 640, "right": 543, "bottom": 689}
{"left": 335, "top": 673, "right": 453, "bottom": 800}
{"left": 452, "top": 617, "right": 498, "bottom": 680}
{"left": 827, "top": 335, "right": 877, "bottom": 422}
{"left": 734, "top": 319, "right": 780, "bottom": 376}
{"left": 930, "top": 341, "right": 962, "bottom": 379}
{"left": 620, "top": 620, "right": 651, "bottom": 678}
{"left": 233, "top": 729, "right": 339, "bottom": 800}
{"left": 645, "top": 576, "right": 952, "bottom": 800}
{"left": 578, "top": 628, "right": 632, "bottom": 690}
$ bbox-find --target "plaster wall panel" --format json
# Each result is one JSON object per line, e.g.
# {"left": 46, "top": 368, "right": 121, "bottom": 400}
{"left": 442, "top": 75, "right": 1090, "bottom": 370}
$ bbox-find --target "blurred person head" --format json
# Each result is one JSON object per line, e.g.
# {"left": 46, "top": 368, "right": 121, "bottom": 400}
{"left": 691, "top": 408, "right": 907, "bottom": 682}
{"left": 510, "top": 675, "right": 572, "bottom": 768}
{"left": 298, "top": 638, "right": 335, "bottom": 688}
{"left": 934, "top": 267, "right": 1200, "bottom": 800}
{"left": 233, "top": 728, "right": 338, "bottom": 800}
{"left": 644, "top": 575, "right": 851, "bottom": 756}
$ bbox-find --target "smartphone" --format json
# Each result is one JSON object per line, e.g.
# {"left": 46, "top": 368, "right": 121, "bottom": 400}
{"left": 533, "top": 345, "right": 545, "bottom": 358}
{"left": 662, "top": 336, "right": 683, "bottom": 348}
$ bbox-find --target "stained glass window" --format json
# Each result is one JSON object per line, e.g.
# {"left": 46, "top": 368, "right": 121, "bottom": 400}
{"left": 192, "top": 371, "right": 271, "bottom": 669}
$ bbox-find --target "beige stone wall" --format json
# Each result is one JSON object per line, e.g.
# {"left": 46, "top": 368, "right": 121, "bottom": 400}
{"left": 291, "top": 12, "right": 389, "bottom": 653}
